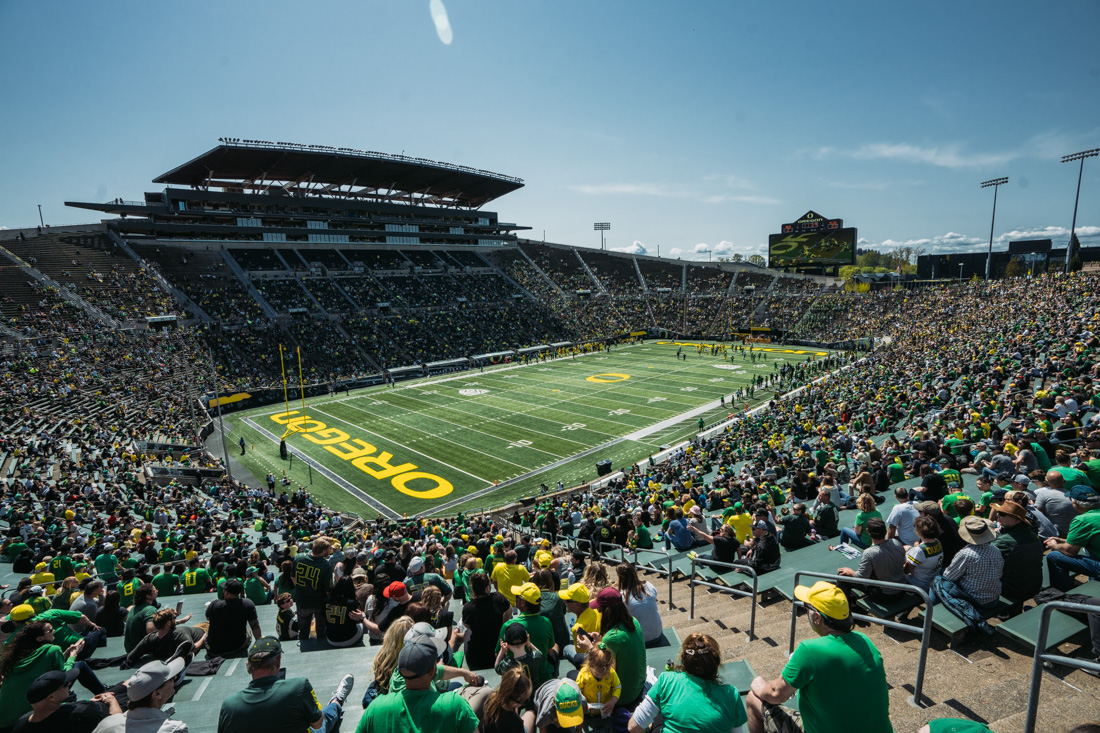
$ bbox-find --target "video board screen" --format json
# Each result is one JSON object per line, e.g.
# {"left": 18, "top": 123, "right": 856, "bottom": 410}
{"left": 768, "top": 228, "right": 857, "bottom": 268}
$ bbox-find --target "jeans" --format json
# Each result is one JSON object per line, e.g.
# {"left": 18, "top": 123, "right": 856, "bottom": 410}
{"left": 73, "top": 660, "right": 107, "bottom": 695}
{"left": 561, "top": 644, "right": 587, "bottom": 668}
{"left": 296, "top": 606, "right": 328, "bottom": 641}
{"left": 931, "top": 575, "right": 996, "bottom": 634}
{"left": 1046, "top": 551, "right": 1100, "bottom": 591}
{"left": 838, "top": 527, "right": 867, "bottom": 549}
{"left": 317, "top": 702, "right": 342, "bottom": 733}
{"left": 78, "top": 627, "right": 107, "bottom": 661}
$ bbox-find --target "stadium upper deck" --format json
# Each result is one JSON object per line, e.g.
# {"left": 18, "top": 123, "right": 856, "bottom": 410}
{"left": 67, "top": 140, "right": 528, "bottom": 250}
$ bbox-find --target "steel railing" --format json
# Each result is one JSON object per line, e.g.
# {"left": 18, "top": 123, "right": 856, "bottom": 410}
{"left": 688, "top": 555, "right": 759, "bottom": 640}
{"left": 1024, "top": 601, "right": 1100, "bottom": 733}
{"left": 788, "top": 570, "right": 932, "bottom": 708}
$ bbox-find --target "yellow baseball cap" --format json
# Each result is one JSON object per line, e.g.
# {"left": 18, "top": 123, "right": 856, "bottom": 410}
{"left": 540, "top": 538, "right": 551, "bottom": 547}
{"left": 538, "top": 554, "right": 552, "bottom": 568}
{"left": 793, "top": 581, "right": 849, "bottom": 620}
{"left": 10, "top": 604, "right": 35, "bottom": 622}
{"left": 467, "top": 546, "right": 479, "bottom": 554}
{"left": 511, "top": 582, "right": 542, "bottom": 605}
{"left": 558, "top": 582, "right": 590, "bottom": 604}
{"left": 35, "top": 562, "right": 47, "bottom": 572}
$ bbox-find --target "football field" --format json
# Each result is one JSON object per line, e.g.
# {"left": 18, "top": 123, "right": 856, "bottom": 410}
{"left": 223, "top": 341, "right": 830, "bottom": 519}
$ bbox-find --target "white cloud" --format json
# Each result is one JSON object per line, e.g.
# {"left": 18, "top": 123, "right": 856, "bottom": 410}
{"left": 571, "top": 176, "right": 777, "bottom": 205}
{"left": 572, "top": 182, "right": 689, "bottom": 197}
{"left": 864, "top": 224, "right": 1100, "bottom": 254}
{"left": 700, "top": 194, "right": 781, "bottom": 205}
{"left": 815, "top": 142, "right": 1018, "bottom": 169}
{"left": 612, "top": 240, "right": 648, "bottom": 255}
{"left": 669, "top": 248, "right": 683, "bottom": 256}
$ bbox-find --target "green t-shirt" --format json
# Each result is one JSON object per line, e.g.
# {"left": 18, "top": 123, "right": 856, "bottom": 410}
{"left": 118, "top": 578, "right": 141, "bottom": 607}
{"left": 928, "top": 719, "right": 993, "bottom": 733}
{"left": 35, "top": 609, "right": 84, "bottom": 648}
{"left": 1053, "top": 466, "right": 1092, "bottom": 489}
{"left": 1067, "top": 509, "right": 1100, "bottom": 557}
{"left": 292, "top": 554, "right": 331, "bottom": 608}
{"left": 499, "top": 612, "right": 555, "bottom": 681}
{"left": 888, "top": 463, "right": 906, "bottom": 483}
{"left": 782, "top": 631, "right": 892, "bottom": 733}
{"left": 1029, "top": 442, "right": 1052, "bottom": 472}
{"left": 854, "top": 509, "right": 883, "bottom": 546}
{"left": 219, "top": 676, "right": 324, "bottom": 733}
{"left": 5, "top": 541, "right": 28, "bottom": 561}
{"left": 244, "top": 577, "right": 270, "bottom": 606}
{"left": 93, "top": 553, "right": 118, "bottom": 577}
{"left": 124, "top": 602, "right": 158, "bottom": 653}
{"left": 644, "top": 670, "right": 747, "bottom": 733}
{"left": 635, "top": 524, "right": 653, "bottom": 549}
{"left": 49, "top": 555, "right": 74, "bottom": 579}
{"left": 152, "top": 573, "right": 179, "bottom": 597}
{"left": 354, "top": 687, "right": 478, "bottom": 733}
{"left": 182, "top": 568, "right": 212, "bottom": 593}
{"left": 601, "top": 617, "right": 646, "bottom": 705}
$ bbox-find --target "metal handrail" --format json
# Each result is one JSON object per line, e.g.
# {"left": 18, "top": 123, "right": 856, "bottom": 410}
{"left": 689, "top": 555, "right": 758, "bottom": 641}
{"left": 623, "top": 546, "right": 674, "bottom": 607}
{"left": 788, "top": 570, "right": 932, "bottom": 708}
{"left": 1024, "top": 601, "right": 1100, "bottom": 733}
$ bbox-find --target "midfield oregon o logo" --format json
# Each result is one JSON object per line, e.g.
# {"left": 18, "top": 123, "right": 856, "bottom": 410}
{"left": 586, "top": 373, "right": 631, "bottom": 383}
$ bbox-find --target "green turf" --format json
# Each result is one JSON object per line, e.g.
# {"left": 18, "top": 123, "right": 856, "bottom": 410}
{"left": 224, "top": 341, "right": 830, "bottom": 518}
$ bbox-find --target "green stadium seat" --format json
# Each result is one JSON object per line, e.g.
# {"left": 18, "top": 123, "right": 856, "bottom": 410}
{"left": 916, "top": 596, "right": 1016, "bottom": 647}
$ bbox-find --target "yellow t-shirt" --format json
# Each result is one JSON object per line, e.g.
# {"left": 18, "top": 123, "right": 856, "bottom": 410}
{"left": 30, "top": 571, "right": 56, "bottom": 593}
{"left": 570, "top": 607, "right": 602, "bottom": 647}
{"left": 725, "top": 512, "right": 753, "bottom": 544}
{"left": 576, "top": 667, "right": 621, "bottom": 706}
{"left": 490, "top": 563, "right": 531, "bottom": 605}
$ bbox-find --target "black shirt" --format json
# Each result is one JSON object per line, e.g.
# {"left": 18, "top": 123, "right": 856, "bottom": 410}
{"left": 462, "top": 592, "right": 510, "bottom": 671}
{"left": 324, "top": 597, "right": 361, "bottom": 644}
{"left": 205, "top": 597, "right": 258, "bottom": 654}
{"left": 712, "top": 535, "right": 740, "bottom": 564}
{"left": 13, "top": 701, "right": 109, "bottom": 733}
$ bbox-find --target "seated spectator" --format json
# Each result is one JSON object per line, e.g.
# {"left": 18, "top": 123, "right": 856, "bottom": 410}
{"left": 490, "top": 551, "right": 530, "bottom": 607}
{"left": 360, "top": 617, "right": 414, "bottom": 707}
{"left": 124, "top": 608, "right": 205, "bottom": 668}
{"left": 810, "top": 491, "right": 840, "bottom": 539}
{"left": 904, "top": 516, "right": 945, "bottom": 592}
{"left": 124, "top": 585, "right": 160, "bottom": 655}
{"left": 689, "top": 522, "right": 742, "bottom": 562}
{"left": 1044, "top": 486, "right": 1100, "bottom": 590}
{"left": 628, "top": 633, "right": 748, "bottom": 733}
{"left": 96, "top": 592, "right": 128, "bottom": 638}
{"left": 92, "top": 654, "right": 191, "bottom": 733}
{"left": 559, "top": 583, "right": 599, "bottom": 668}
{"left": 219, "top": 638, "right": 353, "bottom": 733}
{"left": 990, "top": 500, "right": 1044, "bottom": 607}
{"left": 494, "top": 623, "right": 548, "bottom": 694}
{"left": 13, "top": 669, "right": 121, "bottom": 733}
{"left": 837, "top": 493, "right": 881, "bottom": 549}
{"left": 532, "top": 570, "right": 569, "bottom": 662}
{"left": 744, "top": 581, "right": 891, "bottom": 733}
{"left": 481, "top": 668, "right": 535, "bottom": 733}
{"left": 615, "top": 563, "right": 664, "bottom": 647}
{"left": 777, "top": 503, "right": 816, "bottom": 550}
{"left": 531, "top": 677, "right": 586, "bottom": 732}
{"left": 932, "top": 517, "right": 1004, "bottom": 636}
{"left": 886, "top": 486, "right": 920, "bottom": 546}
{"left": 741, "top": 520, "right": 781, "bottom": 575}
{"left": 575, "top": 589, "right": 646, "bottom": 719}
{"left": 575, "top": 645, "right": 620, "bottom": 721}
{"left": 205, "top": 579, "right": 261, "bottom": 658}
{"left": 499, "top": 583, "right": 555, "bottom": 684}
{"left": 836, "top": 518, "right": 909, "bottom": 600}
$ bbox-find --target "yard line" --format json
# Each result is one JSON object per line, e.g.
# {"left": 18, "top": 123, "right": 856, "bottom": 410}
{"left": 336, "top": 401, "right": 533, "bottom": 471}
{"left": 242, "top": 417, "right": 403, "bottom": 519}
{"left": 380, "top": 390, "right": 583, "bottom": 455}
{"left": 306, "top": 404, "right": 497, "bottom": 484}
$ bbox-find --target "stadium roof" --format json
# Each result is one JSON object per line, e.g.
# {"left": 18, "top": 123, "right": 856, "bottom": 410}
{"left": 153, "top": 140, "right": 524, "bottom": 208}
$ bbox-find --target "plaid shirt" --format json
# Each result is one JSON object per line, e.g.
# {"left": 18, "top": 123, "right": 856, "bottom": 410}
{"left": 943, "top": 543, "right": 1003, "bottom": 605}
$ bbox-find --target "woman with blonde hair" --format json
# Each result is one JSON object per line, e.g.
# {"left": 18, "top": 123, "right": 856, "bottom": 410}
{"left": 582, "top": 561, "right": 610, "bottom": 597}
{"left": 419, "top": 585, "right": 454, "bottom": 633}
{"left": 482, "top": 667, "right": 535, "bottom": 733}
{"left": 362, "top": 615, "right": 414, "bottom": 708}
{"left": 50, "top": 577, "right": 80, "bottom": 610}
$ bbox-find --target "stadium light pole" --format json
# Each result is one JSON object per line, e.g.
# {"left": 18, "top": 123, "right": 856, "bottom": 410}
{"left": 37, "top": 205, "right": 43, "bottom": 228}
{"left": 980, "top": 177, "right": 1008, "bottom": 281}
{"left": 959, "top": 262, "right": 964, "bottom": 284}
{"left": 594, "top": 222, "right": 610, "bottom": 250}
{"left": 744, "top": 284, "right": 756, "bottom": 337}
{"left": 1062, "top": 148, "right": 1099, "bottom": 273}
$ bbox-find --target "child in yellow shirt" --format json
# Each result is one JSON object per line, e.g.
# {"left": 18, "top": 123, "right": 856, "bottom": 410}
{"left": 575, "top": 646, "right": 620, "bottom": 719}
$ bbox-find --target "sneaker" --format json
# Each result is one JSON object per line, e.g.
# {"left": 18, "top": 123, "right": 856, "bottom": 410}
{"left": 330, "top": 674, "right": 354, "bottom": 707}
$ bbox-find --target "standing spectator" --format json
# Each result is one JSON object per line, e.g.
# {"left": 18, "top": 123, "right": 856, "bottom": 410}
{"left": 293, "top": 539, "right": 332, "bottom": 644}
{"left": 218, "top": 638, "right": 353, "bottom": 733}
{"left": 628, "top": 633, "right": 747, "bottom": 733}
{"left": 744, "top": 581, "right": 891, "bottom": 733}
{"left": 205, "top": 579, "right": 261, "bottom": 658}
{"left": 1044, "top": 486, "right": 1100, "bottom": 590}
{"left": 490, "top": 551, "right": 530, "bottom": 607}
{"left": 932, "top": 517, "right": 1004, "bottom": 636}
{"left": 461, "top": 572, "right": 510, "bottom": 671}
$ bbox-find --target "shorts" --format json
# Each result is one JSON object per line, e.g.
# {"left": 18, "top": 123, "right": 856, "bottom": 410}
{"left": 762, "top": 701, "right": 803, "bottom": 733}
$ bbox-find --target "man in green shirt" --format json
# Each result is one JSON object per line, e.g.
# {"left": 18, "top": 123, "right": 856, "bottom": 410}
{"left": 498, "top": 582, "right": 555, "bottom": 682}
{"left": 117, "top": 570, "right": 141, "bottom": 608}
{"left": 1045, "top": 486, "right": 1100, "bottom": 590}
{"left": 354, "top": 635, "right": 478, "bottom": 733}
{"left": 49, "top": 550, "right": 75, "bottom": 580}
{"left": 182, "top": 558, "right": 214, "bottom": 594}
{"left": 219, "top": 637, "right": 355, "bottom": 733}
{"left": 152, "top": 565, "right": 182, "bottom": 597}
{"left": 745, "top": 581, "right": 892, "bottom": 733}
{"left": 93, "top": 550, "right": 119, "bottom": 583}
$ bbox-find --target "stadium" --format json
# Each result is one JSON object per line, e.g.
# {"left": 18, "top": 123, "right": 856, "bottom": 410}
{"left": 2, "top": 137, "right": 1099, "bottom": 733}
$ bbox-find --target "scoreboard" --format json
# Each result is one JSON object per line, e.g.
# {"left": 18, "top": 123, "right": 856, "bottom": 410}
{"left": 769, "top": 210, "right": 856, "bottom": 272}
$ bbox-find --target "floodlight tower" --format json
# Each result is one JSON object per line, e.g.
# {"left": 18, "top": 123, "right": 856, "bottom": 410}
{"left": 980, "top": 177, "right": 1008, "bottom": 281}
{"left": 1062, "top": 148, "right": 1099, "bottom": 273}
{"left": 594, "top": 222, "right": 610, "bottom": 250}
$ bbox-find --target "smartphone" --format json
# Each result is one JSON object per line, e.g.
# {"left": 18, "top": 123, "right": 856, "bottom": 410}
{"left": 175, "top": 601, "right": 184, "bottom": 614}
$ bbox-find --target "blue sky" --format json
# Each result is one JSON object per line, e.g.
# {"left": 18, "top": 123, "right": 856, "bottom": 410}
{"left": 1, "top": 1, "right": 1098, "bottom": 261}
